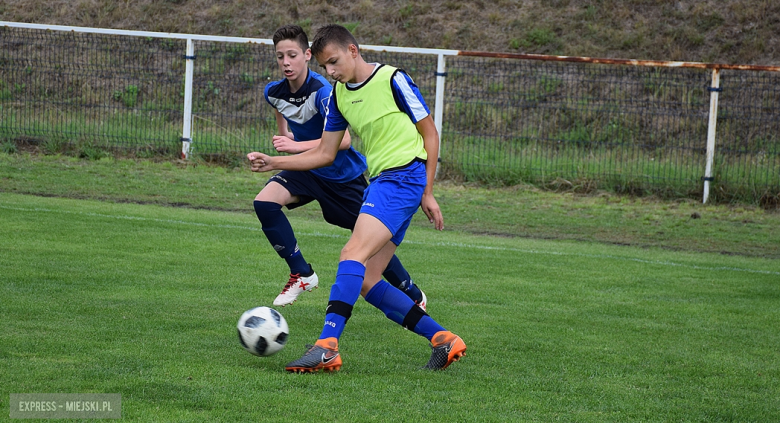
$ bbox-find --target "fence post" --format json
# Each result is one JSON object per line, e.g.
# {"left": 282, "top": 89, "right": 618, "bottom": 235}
{"left": 702, "top": 68, "right": 720, "bottom": 204}
{"left": 433, "top": 53, "right": 447, "bottom": 179}
{"left": 181, "top": 38, "right": 195, "bottom": 159}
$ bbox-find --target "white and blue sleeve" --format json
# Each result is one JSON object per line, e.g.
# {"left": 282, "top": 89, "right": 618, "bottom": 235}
{"left": 391, "top": 71, "right": 431, "bottom": 124}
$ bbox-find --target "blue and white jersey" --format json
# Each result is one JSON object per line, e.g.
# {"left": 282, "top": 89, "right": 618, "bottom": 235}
{"left": 264, "top": 69, "right": 367, "bottom": 183}
{"left": 323, "top": 65, "right": 431, "bottom": 133}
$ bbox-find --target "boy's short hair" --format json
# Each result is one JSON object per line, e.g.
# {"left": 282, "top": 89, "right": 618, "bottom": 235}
{"left": 311, "top": 24, "right": 359, "bottom": 56}
{"left": 272, "top": 25, "right": 309, "bottom": 52}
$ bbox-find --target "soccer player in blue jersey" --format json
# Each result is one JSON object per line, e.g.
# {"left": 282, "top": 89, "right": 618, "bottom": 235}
{"left": 252, "top": 25, "right": 427, "bottom": 310}
{"left": 248, "top": 24, "right": 466, "bottom": 372}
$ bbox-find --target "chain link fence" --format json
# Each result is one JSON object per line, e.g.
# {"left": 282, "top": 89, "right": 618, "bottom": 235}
{"left": 1, "top": 28, "right": 185, "bottom": 154}
{"left": 1, "top": 24, "right": 779, "bottom": 204}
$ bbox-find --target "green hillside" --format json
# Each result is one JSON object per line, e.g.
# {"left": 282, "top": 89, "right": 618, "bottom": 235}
{"left": 2, "top": 0, "right": 779, "bottom": 65}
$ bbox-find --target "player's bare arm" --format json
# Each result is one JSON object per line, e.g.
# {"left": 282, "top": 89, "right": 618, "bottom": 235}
{"left": 271, "top": 107, "right": 352, "bottom": 155}
{"left": 270, "top": 109, "right": 307, "bottom": 154}
{"left": 273, "top": 110, "right": 295, "bottom": 139}
{"left": 416, "top": 115, "right": 444, "bottom": 231}
{"left": 273, "top": 130, "right": 353, "bottom": 154}
{"left": 248, "top": 129, "right": 344, "bottom": 173}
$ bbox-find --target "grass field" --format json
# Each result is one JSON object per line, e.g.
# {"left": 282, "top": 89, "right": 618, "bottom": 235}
{"left": 3, "top": 153, "right": 780, "bottom": 259}
{"left": 2, "top": 187, "right": 779, "bottom": 421}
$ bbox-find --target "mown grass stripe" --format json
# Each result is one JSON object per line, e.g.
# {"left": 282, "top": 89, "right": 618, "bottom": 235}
{"left": 3, "top": 202, "right": 776, "bottom": 276}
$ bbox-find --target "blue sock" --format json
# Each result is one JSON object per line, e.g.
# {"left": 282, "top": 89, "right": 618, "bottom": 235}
{"left": 320, "top": 260, "right": 365, "bottom": 340}
{"left": 382, "top": 255, "right": 423, "bottom": 303}
{"left": 253, "top": 200, "right": 310, "bottom": 275}
{"left": 364, "top": 280, "right": 445, "bottom": 341}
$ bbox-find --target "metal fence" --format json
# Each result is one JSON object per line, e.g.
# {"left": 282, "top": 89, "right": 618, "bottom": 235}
{"left": 2, "top": 22, "right": 779, "bottom": 204}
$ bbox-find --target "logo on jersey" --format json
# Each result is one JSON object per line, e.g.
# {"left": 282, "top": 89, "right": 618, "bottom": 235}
{"left": 351, "top": 99, "right": 363, "bottom": 104}
{"left": 362, "top": 202, "right": 375, "bottom": 208}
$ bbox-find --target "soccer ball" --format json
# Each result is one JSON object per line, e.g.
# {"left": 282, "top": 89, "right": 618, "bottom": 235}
{"left": 237, "top": 306, "right": 289, "bottom": 357}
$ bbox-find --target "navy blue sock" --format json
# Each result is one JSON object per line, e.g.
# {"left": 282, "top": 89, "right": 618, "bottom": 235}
{"left": 364, "top": 280, "right": 445, "bottom": 341}
{"left": 253, "top": 200, "right": 309, "bottom": 275}
{"left": 320, "top": 260, "right": 365, "bottom": 340}
{"left": 382, "top": 255, "right": 422, "bottom": 303}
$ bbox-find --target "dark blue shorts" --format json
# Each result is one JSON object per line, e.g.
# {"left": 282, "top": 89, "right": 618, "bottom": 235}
{"left": 267, "top": 170, "right": 367, "bottom": 230}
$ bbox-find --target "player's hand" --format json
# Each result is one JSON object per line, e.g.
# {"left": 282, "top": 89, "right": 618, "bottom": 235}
{"left": 247, "top": 152, "right": 274, "bottom": 173}
{"left": 272, "top": 136, "right": 303, "bottom": 154}
{"left": 421, "top": 193, "right": 444, "bottom": 231}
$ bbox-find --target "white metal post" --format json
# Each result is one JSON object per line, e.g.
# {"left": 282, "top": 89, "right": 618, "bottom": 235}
{"left": 433, "top": 54, "right": 447, "bottom": 179}
{"left": 181, "top": 38, "right": 195, "bottom": 159}
{"left": 702, "top": 68, "right": 720, "bottom": 204}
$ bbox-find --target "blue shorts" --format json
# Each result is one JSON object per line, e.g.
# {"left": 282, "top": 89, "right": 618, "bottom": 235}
{"left": 267, "top": 170, "right": 367, "bottom": 230}
{"left": 361, "top": 160, "right": 427, "bottom": 246}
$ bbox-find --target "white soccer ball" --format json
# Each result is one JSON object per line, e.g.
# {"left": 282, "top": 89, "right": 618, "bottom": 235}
{"left": 237, "top": 306, "right": 289, "bottom": 357}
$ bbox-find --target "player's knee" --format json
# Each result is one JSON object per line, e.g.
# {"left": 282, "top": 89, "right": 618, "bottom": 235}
{"left": 339, "top": 243, "right": 369, "bottom": 263}
{"left": 253, "top": 200, "right": 282, "bottom": 220}
{"left": 339, "top": 243, "right": 356, "bottom": 261}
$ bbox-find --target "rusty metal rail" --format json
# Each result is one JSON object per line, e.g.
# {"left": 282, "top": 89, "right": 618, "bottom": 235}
{"left": 459, "top": 51, "right": 780, "bottom": 73}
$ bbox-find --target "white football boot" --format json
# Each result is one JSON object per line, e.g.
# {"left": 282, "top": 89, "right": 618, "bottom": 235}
{"left": 273, "top": 271, "right": 319, "bottom": 306}
{"left": 416, "top": 290, "right": 428, "bottom": 312}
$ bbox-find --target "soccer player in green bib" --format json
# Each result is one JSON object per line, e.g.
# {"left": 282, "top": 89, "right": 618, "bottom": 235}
{"left": 248, "top": 24, "right": 466, "bottom": 372}
{"left": 255, "top": 25, "right": 427, "bottom": 311}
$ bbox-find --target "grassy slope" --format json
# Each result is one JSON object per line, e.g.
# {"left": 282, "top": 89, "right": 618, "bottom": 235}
{"left": 2, "top": 152, "right": 778, "bottom": 259}
{"left": 1, "top": 0, "right": 779, "bottom": 65}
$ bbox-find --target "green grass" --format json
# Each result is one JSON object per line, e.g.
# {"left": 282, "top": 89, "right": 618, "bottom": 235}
{"left": 0, "top": 103, "right": 278, "bottom": 159}
{"left": 1, "top": 152, "right": 780, "bottom": 421}
{"left": 2, "top": 152, "right": 779, "bottom": 259}
{"left": 1, "top": 191, "right": 779, "bottom": 422}
{"left": 0, "top": 106, "right": 181, "bottom": 152}
{"left": 442, "top": 135, "right": 780, "bottom": 203}
{"left": 4, "top": 102, "right": 779, "bottom": 204}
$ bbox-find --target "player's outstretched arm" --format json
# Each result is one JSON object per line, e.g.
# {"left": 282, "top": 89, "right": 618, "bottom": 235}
{"left": 416, "top": 116, "right": 444, "bottom": 231}
{"left": 247, "top": 129, "right": 344, "bottom": 173}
